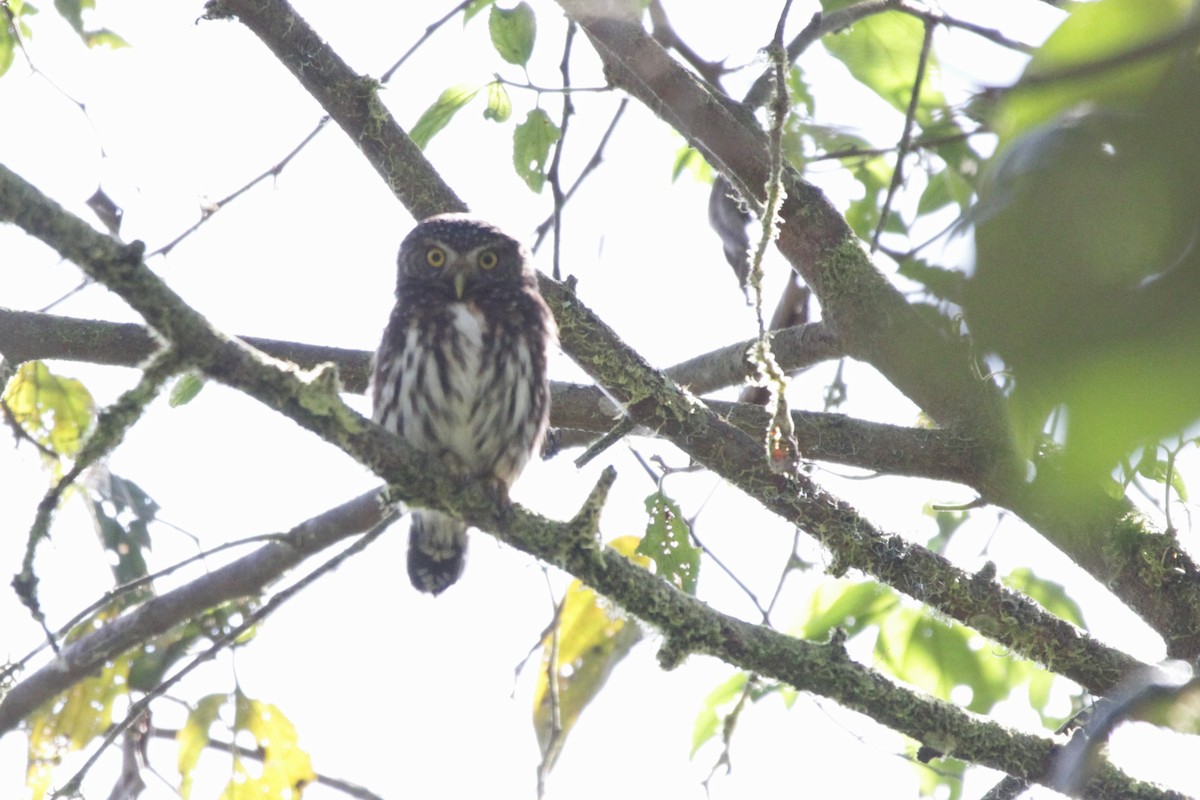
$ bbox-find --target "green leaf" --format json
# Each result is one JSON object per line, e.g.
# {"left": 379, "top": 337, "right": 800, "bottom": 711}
{"left": 994, "top": 0, "right": 1193, "bottom": 143}
{"left": 129, "top": 601, "right": 257, "bottom": 692}
{"left": 1004, "top": 567, "right": 1086, "bottom": 630}
{"left": 819, "top": 3, "right": 945, "bottom": 122}
{"left": 489, "top": 2, "right": 536, "bottom": 67}
{"left": 3, "top": 360, "right": 96, "bottom": 457}
{"left": 843, "top": 154, "right": 891, "bottom": 240}
{"left": 1133, "top": 449, "right": 1189, "bottom": 503}
{"left": 533, "top": 536, "right": 646, "bottom": 773}
{"left": 483, "top": 79, "right": 511, "bottom": 122}
{"left": 84, "top": 27, "right": 128, "bottom": 49}
{"left": 169, "top": 372, "right": 206, "bottom": 407}
{"left": 53, "top": 0, "right": 89, "bottom": 34}
{"left": 798, "top": 578, "right": 897, "bottom": 641}
{"left": 86, "top": 471, "right": 158, "bottom": 587}
{"left": 637, "top": 491, "right": 700, "bottom": 594}
{"left": 512, "top": 108, "right": 560, "bottom": 192}
{"left": 922, "top": 505, "right": 969, "bottom": 554}
{"left": 876, "top": 606, "right": 1018, "bottom": 714}
{"left": 917, "top": 163, "right": 973, "bottom": 216}
{"left": 671, "top": 145, "right": 712, "bottom": 184}
{"left": 410, "top": 84, "right": 481, "bottom": 150}
{"left": 897, "top": 257, "right": 966, "bottom": 306}
{"left": 0, "top": 16, "right": 14, "bottom": 79}
{"left": 26, "top": 641, "right": 131, "bottom": 800}
{"left": 690, "top": 671, "right": 749, "bottom": 757}
{"left": 463, "top": 0, "right": 495, "bottom": 24}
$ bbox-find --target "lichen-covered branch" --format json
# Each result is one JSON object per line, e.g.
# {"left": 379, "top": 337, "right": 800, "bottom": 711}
{"left": 0, "top": 0, "right": 1147, "bottom": 698}
{"left": 551, "top": 0, "right": 1200, "bottom": 661}
{"left": 0, "top": 156, "right": 1157, "bottom": 797}
{"left": 0, "top": 308, "right": 974, "bottom": 486}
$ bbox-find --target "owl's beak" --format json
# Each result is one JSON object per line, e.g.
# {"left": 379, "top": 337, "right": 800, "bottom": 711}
{"left": 454, "top": 271, "right": 468, "bottom": 300}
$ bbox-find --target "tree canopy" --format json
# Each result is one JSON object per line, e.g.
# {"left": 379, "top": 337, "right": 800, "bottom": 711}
{"left": 2, "top": 1, "right": 1200, "bottom": 798}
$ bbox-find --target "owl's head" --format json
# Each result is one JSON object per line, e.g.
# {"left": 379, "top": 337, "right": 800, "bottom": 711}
{"left": 397, "top": 213, "right": 531, "bottom": 299}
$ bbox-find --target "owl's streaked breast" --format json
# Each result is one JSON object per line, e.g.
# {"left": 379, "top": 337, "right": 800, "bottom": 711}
{"left": 374, "top": 298, "right": 542, "bottom": 482}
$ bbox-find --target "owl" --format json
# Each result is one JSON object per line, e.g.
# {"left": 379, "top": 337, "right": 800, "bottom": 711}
{"left": 371, "top": 214, "right": 556, "bottom": 594}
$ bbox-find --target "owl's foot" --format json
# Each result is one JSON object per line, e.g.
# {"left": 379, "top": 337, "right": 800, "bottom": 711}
{"left": 485, "top": 477, "right": 513, "bottom": 522}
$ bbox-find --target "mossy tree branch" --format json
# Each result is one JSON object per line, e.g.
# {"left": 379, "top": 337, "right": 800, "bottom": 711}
{"left": 188, "top": 0, "right": 1152, "bottom": 698}
{"left": 0, "top": 1, "right": 1185, "bottom": 794}
{"left": 550, "top": 0, "right": 1200, "bottom": 659}
{"left": 13, "top": 171, "right": 1180, "bottom": 799}
{"left": 0, "top": 155, "right": 1142, "bottom": 724}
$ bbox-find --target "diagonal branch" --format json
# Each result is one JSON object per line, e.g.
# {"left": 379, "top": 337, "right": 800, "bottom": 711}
{"left": 0, "top": 153, "right": 1152, "bottom": 797}
{"left": 0, "top": 0, "right": 1149, "bottom": 698}
{"left": 0, "top": 38, "right": 1171, "bottom": 800}
{"left": 0, "top": 489, "right": 385, "bottom": 735}
{"left": 551, "top": 0, "right": 1200, "bottom": 663}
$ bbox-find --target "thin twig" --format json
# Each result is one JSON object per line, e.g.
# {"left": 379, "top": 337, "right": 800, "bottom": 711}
{"left": 532, "top": 98, "right": 628, "bottom": 252}
{"left": 897, "top": 0, "right": 1034, "bottom": 53}
{"left": 0, "top": 531, "right": 290, "bottom": 687}
{"left": 379, "top": 0, "right": 474, "bottom": 84}
{"left": 547, "top": 21, "right": 577, "bottom": 281}
{"left": 51, "top": 516, "right": 395, "bottom": 798}
{"left": 808, "top": 129, "right": 979, "bottom": 163}
{"left": 870, "top": 17, "right": 934, "bottom": 253}
{"left": 147, "top": 726, "right": 387, "bottom": 800}
{"left": 148, "top": 117, "right": 331, "bottom": 258}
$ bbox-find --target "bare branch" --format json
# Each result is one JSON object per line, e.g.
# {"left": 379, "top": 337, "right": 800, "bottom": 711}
{"left": 0, "top": 489, "right": 386, "bottom": 736}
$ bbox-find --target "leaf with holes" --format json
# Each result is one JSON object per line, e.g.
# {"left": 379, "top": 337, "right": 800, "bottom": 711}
{"left": 232, "top": 694, "right": 316, "bottom": 798}
{"left": 3, "top": 360, "right": 96, "bottom": 457}
{"left": 177, "top": 694, "right": 227, "bottom": 800}
{"left": 512, "top": 108, "right": 560, "bottom": 192}
{"left": 637, "top": 490, "right": 700, "bottom": 594}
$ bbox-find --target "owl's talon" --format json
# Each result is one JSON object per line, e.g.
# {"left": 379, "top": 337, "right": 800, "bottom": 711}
{"left": 487, "top": 479, "right": 513, "bottom": 520}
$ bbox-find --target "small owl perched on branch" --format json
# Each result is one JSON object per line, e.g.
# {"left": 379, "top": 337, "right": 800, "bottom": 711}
{"left": 371, "top": 214, "right": 555, "bottom": 594}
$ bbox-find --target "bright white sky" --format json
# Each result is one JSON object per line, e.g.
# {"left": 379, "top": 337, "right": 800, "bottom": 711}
{"left": 3, "top": 1, "right": 1198, "bottom": 798}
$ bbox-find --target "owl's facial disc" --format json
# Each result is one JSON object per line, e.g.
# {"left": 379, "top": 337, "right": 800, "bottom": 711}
{"left": 424, "top": 242, "right": 498, "bottom": 300}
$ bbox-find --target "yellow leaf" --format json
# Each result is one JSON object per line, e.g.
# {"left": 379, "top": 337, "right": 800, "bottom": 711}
{"left": 25, "top": 650, "right": 131, "bottom": 799}
{"left": 227, "top": 694, "right": 316, "bottom": 798}
{"left": 178, "top": 693, "right": 228, "bottom": 800}
{"left": 532, "top": 536, "right": 646, "bottom": 772}
{"left": 3, "top": 361, "right": 95, "bottom": 457}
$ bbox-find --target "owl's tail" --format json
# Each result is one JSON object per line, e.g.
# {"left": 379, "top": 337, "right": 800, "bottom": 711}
{"left": 408, "top": 511, "right": 468, "bottom": 594}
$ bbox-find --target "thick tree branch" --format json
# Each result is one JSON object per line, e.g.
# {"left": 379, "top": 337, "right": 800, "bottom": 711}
{"left": 0, "top": 308, "right": 839, "bottom": 400}
{"left": 0, "top": 306, "right": 374, "bottom": 394}
{"left": 0, "top": 306, "right": 974, "bottom": 484}
{"left": 0, "top": 3, "right": 1179, "bottom": 793}
{"left": 0, "top": 155, "right": 1152, "bottom": 797}
{"left": 0, "top": 0, "right": 1149, "bottom": 700}
{"left": 551, "top": 0, "right": 1200, "bottom": 661}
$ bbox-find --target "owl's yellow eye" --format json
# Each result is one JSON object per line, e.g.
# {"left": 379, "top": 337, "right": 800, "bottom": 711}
{"left": 425, "top": 246, "right": 446, "bottom": 268}
{"left": 478, "top": 249, "right": 498, "bottom": 270}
